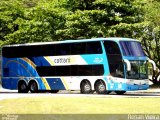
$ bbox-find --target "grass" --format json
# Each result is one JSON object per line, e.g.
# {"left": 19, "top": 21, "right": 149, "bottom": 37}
{"left": 0, "top": 96, "right": 160, "bottom": 114}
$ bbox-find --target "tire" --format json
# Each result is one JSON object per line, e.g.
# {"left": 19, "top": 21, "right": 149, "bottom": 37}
{"left": 51, "top": 90, "right": 59, "bottom": 93}
{"left": 29, "top": 81, "right": 38, "bottom": 93}
{"left": 115, "top": 91, "right": 126, "bottom": 95}
{"left": 18, "top": 81, "right": 28, "bottom": 93}
{"left": 80, "top": 81, "right": 92, "bottom": 94}
{"left": 95, "top": 80, "right": 108, "bottom": 94}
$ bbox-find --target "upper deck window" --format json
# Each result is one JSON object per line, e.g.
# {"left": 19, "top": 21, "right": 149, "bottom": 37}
{"left": 104, "top": 41, "right": 121, "bottom": 55}
{"left": 2, "top": 41, "right": 102, "bottom": 58}
{"left": 120, "top": 41, "right": 145, "bottom": 57}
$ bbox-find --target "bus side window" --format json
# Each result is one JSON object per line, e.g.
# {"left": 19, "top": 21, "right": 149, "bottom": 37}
{"left": 56, "top": 44, "right": 71, "bottom": 56}
{"left": 86, "top": 42, "right": 102, "bottom": 54}
{"left": 105, "top": 42, "right": 121, "bottom": 55}
{"left": 71, "top": 43, "right": 86, "bottom": 55}
{"left": 41, "top": 45, "right": 56, "bottom": 56}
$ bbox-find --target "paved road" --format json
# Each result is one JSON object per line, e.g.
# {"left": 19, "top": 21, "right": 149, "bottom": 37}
{"left": 0, "top": 88, "right": 160, "bottom": 100}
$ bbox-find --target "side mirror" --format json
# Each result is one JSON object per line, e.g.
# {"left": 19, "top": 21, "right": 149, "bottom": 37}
{"left": 147, "top": 58, "right": 156, "bottom": 71}
{"left": 124, "top": 59, "right": 131, "bottom": 71}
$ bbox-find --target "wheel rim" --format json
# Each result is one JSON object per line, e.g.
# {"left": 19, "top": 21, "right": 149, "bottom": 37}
{"left": 20, "top": 84, "right": 26, "bottom": 90}
{"left": 81, "top": 81, "right": 92, "bottom": 94}
{"left": 98, "top": 84, "right": 105, "bottom": 92}
{"left": 84, "top": 84, "right": 91, "bottom": 91}
{"left": 20, "top": 83, "right": 26, "bottom": 90}
{"left": 30, "top": 82, "right": 37, "bottom": 91}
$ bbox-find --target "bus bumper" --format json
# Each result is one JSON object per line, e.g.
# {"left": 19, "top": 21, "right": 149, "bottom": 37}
{"left": 109, "top": 83, "right": 149, "bottom": 91}
{"left": 126, "top": 84, "right": 149, "bottom": 91}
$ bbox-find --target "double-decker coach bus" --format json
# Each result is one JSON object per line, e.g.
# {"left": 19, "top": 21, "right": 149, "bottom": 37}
{"left": 1, "top": 38, "right": 156, "bottom": 94}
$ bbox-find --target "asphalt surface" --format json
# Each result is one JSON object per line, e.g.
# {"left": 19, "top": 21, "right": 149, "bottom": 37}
{"left": 0, "top": 86, "right": 160, "bottom": 100}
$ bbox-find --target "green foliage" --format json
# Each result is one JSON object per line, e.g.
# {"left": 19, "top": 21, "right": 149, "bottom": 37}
{"left": 57, "top": 0, "right": 143, "bottom": 39}
{"left": 0, "top": 0, "right": 144, "bottom": 44}
{"left": 0, "top": 0, "right": 66, "bottom": 45}
{"left": 0, "top": 0, "right": 25, "bottom": 45}
{"left": 133, "top": 0, "right": 160, "bottom": 69}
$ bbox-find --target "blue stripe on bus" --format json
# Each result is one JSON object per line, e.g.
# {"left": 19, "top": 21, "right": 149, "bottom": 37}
{"left": 29, "top": 57, "right": 51, "bottom": 66}
{"left": 2, "top": 78, "right": 19, "bottom": 89}
{"left": 2, "top": 57, "right": 47, "bottom": 90}
{"left": 123, "top": 56, "right": 148, "bottom": 61}
{"left": 46, "top": 78, "right": 65, "bottom": 90}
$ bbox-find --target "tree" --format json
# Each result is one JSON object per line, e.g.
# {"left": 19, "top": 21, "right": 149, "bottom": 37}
{"left": 140, "top": 0, "right": 160, "bottom": 83}
{"left": 141, "top": 0, "right": 160, "bottom": 70}
{"left": 0, "top": 0, "right": 25, "bottom": 45}
{"left": 55, "top": 0, "right": 144, "bottom": 41}
{"left": 0, "top": 0, "right": 66, "bottom": 45}
{"left": 0, "top": 0, "right": 147, "bottom": 43}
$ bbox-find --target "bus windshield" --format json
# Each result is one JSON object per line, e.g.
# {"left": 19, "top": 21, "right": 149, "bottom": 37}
{"left": 126, "top": 61, "right": 148, "bottom": 79}
{"left": 120, "top": 41, "right": 145, "bottom": 57}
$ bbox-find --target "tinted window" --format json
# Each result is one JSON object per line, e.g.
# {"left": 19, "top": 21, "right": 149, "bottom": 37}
{"left": 109, "top": 62, "right": 124, "bottom": 78}
{"left": 104, "top": 41, "right": 121, "bottom": 55}
{"left": 71, "top": 43, "right": 86, "bottom": 55}
{"left": 70, "top": 42, "right": 102, "bottom": 55}
{"left": 104, "top": 41, "right": 122, "bottom": 62}
{"left": 104, "top": 41, "right": 124, "bottom": 78}
{"left": 56, "top": 44, "right": 70, "bottom": 55}
{"left": 86, "top": 42, "right": 102, "bottom": 54}
{"left": 2, "top": 45, "right": 56, "bottom": 58}
{"left": 120, "top": 41, "right": 145, "bottom": 57}
{"left": 36, "top": 65, "right": 104, "bottom": 76}
{"left": 2, "top": 41, "right": 102, "bottom": 58}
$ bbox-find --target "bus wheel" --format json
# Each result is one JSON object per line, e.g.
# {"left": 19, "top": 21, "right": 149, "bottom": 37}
{"left": 115, "top": 91, "right": 126, "bottom": 95}
{"left": 18, "top": 81, "right": 28, "bottom": 93}
{"left": 29, "top": 81, "right": 38, "bottom": 93}
{"left": 51, "top": 90, "right": 59, "bottom": 93}
{"left": 95, "top": 80, "right": 106, "bottom": 94}
{"left": 80, "top": 80, "right": 92, "bottom": 94}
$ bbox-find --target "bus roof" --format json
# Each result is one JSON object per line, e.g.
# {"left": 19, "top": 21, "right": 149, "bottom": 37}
{"left": 3, "top": 37, "right": 139, "bottom": 47}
